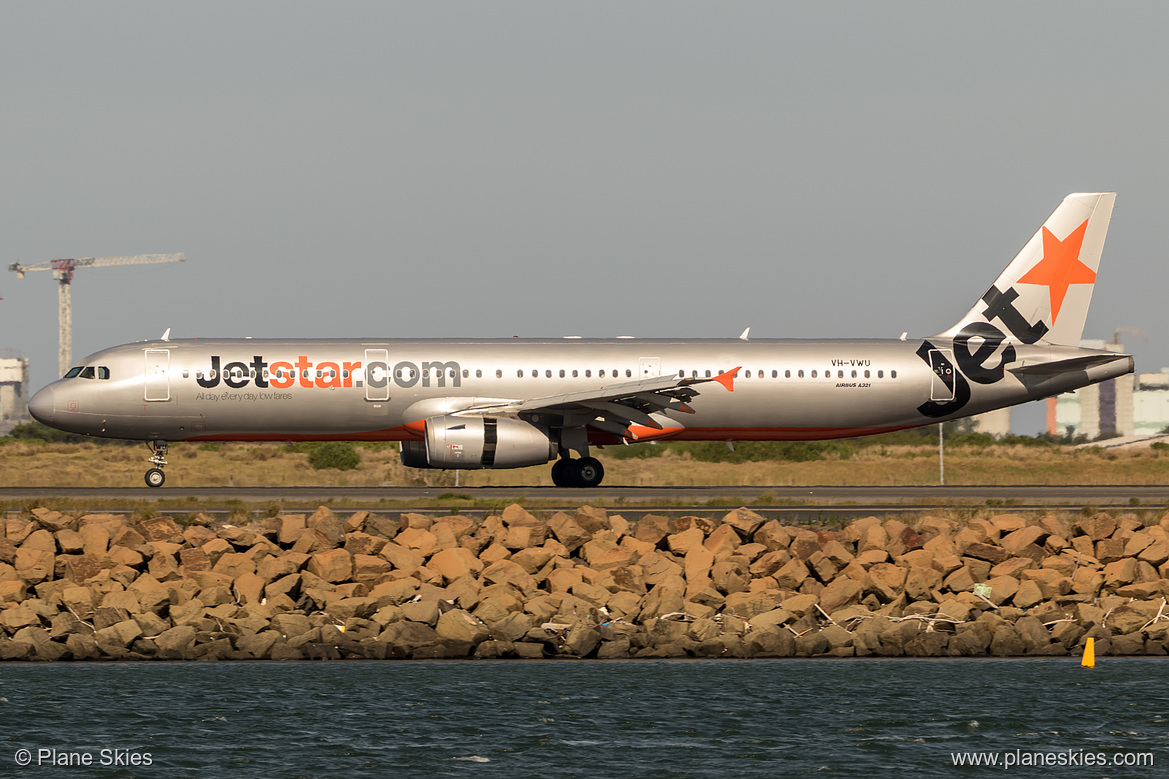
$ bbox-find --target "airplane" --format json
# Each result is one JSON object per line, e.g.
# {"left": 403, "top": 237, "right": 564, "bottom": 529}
{"left": 27, "top": 192, "right": 1131, "bottom": 489}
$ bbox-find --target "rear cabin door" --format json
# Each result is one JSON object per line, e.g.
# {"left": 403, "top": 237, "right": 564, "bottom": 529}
{"left": 928, "top": 349, "right": 957, "bottom": 402}
{"left": 144, "top": 349, "right": 170, "bottom": 401}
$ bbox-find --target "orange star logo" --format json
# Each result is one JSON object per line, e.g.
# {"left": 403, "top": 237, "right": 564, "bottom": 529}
{"left": 1016, "top": 218, "right": 1094, "bottom": 323}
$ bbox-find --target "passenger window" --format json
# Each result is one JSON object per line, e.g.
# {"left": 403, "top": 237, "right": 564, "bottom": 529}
{"left": 463, "top": 369, "right": 469, "bottom": 379}
{"left": 341, "top": 370, "right": 347, "bottom": 379}
{"left": 625, "top": 369, "right": 632, "bottom": 378}
{"left": 65, "top": 367, "right": 83, "bottom": 378}
{"left": 851, "top": 370, "right": 857, "bottom": 378}
{"left": 705, "top": 370, "right": 711, "bottom": 378}
{"left": 80, "top": 367, "right": 96, "bottom": 379}
{"left": 532, "top": 369, "right": 538, "bottom": 378}
{"left": 546, "top": 369, "right": 552, "bottom": 378}
{"left": 812, "top": 370, "right": 818, "bottom": 378}
{"left": 864, "top": 370, "right": 870, "bottom": 378}
{"left": 784, "top": 370, "right": 790, "bottom": 378}
{"left": 758, "top": 370, "right": 763, "bottom": 379}
{"left": 878, "top": 370, "right": 884, "bottom": 378}
{"left": 572, "top": 370, "right": 578, "bottom": 378}
{"left": 559, "top": 369, "right": 565, "bottom": 378}
{"left": 585, "top": 370, "right": 592, "bottom": 378}
{"left": 891, "top": 370, "right": 898, "bottom": 379}
{"left": 517, "top": 369, "right": 523, "bottom": 378}
{"left": 838, "top": 370, "right": 844, "bottom": 378}
{"left": 772, "top": 370, "right": 778, "bottom": 378}
{"left": 798, "top": 370, "right": 804, "bottom": 378}
{"left": 181, "top": 370, "right": 188, "bottom": 379}
{"left": 496, "top": 370, "right": 502, "bottom": 378}
{"left": 475, "top": 369, "right": 481, "bottom": 378}
{"left": 600, "top": 370, "right": 606, "bottom": 378}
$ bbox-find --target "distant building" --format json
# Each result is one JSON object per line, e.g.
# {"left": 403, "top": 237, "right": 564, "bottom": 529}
{"left": 971, "top": 407, "right": 1011, "bottom": 437}
{"left": 0, "top": 355, "right": 31, "bottom": 436}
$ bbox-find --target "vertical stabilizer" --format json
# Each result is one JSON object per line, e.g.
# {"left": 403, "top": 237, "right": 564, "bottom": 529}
{"left": 937, "top": 193, "right": 1115, "bottom": 346}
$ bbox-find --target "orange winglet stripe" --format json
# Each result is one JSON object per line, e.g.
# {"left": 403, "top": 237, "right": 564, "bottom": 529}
{"left": 713, "top": 366, "right": 741, "bottom": 392}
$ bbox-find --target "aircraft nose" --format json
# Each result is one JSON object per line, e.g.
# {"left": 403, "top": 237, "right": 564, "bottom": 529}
{"left": 27, "top": 386, "right": 55, "bottom": 426}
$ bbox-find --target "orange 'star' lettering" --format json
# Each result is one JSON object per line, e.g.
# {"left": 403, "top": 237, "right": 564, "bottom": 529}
{"left": 316, "top": 361, "right": 342, "bottom": 389}
{"left": 269, "top": 361, "right": 295, "bottom": 389}
{"left": 342, "top": 361, "right": 361, "bottom": 388}
{"left": 295, "top": 356, "right": 313, "bottom": 389}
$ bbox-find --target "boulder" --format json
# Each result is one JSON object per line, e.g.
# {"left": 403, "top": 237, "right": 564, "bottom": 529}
{"left": 819, "top": 577, "right": 863, "bottom": 614}
{"left": 963, "top": 543, "right": 1011, "bottom": 565}
{"left": 633, "top": 515, "right": 672, "bottom": 546}
{"left": 547, "top": 512, "right": 590, "bottom": 553}
{"left": 427, "top": 547, "right": 484, "bottom": 582}
{"left": 435, "top": 609, "right": 491, "bottom": 644}
{"left": 137, "top": 517, "right": 184, "bottom": 543}
{"left": 307, "top": 549, "right": 353, "bottom": 583}
{"left": 666, "top": 527, "right": 705, "bottom": 556}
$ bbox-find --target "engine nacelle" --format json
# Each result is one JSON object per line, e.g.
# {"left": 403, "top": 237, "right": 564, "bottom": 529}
{"left": 400, "top": 415, "right": 556, "bottom": 469}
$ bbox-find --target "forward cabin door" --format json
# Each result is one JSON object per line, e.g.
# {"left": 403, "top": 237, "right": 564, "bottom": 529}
{"left": 928, "top": 349, "right": 957, "bottom": 402}
{"left": 144, "top": 349, "right": 170, "bottom": 402}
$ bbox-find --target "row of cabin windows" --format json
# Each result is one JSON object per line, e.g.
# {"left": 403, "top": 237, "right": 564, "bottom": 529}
{"left": 730, "top": 368, "right": 897, "bottom": 380}
{"left": 64, "top": 366, "right": 111, "bottom": 380}
{"left": 513, "top": 368, "right": 633, "bottom": 379}
{"left": 188, "top": 365, "right": 898, "bottom": 382}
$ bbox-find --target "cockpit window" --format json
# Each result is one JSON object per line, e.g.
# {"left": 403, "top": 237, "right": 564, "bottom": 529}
{"left": 65, "top": 365, "right": 111, "bottom": 380}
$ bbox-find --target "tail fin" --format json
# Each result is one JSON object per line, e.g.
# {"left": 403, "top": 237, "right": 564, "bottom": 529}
{"left": 937, "top": 192, "right": 1115, "bottom": 346}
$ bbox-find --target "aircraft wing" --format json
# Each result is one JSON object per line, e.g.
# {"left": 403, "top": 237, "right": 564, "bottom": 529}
{"left": 462, "top": 367, "right": 740, "bottom": 440}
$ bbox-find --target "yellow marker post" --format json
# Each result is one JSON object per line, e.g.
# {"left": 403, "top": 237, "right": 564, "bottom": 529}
{"left": 1081, "top": 637, "right": 1095, "bottom": 668}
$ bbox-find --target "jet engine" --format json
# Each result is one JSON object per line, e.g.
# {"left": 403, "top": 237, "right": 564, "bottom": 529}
{"left": 399, "top": 415, "right": 556, "bottom": 469}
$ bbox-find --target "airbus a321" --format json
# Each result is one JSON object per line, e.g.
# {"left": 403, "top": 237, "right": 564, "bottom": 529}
{"left": 28, "top": 193, "right": 1132, "bottom": 488}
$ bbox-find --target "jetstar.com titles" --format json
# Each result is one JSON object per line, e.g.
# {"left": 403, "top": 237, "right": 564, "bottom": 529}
{"left": 194, "top": 355, "right": 462, "bottom": 391}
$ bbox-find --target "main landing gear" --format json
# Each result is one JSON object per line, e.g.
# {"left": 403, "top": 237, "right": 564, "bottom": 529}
{"left": 551, "top": 456, "right": 605, "bottom": 488}
{"left": 145, "top": 440, "right": 168, "bottom": 488}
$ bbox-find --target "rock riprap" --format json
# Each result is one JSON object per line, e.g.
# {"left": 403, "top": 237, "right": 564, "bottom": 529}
{"left": 2, "top": 505, "right": 1168, "bottom": 661}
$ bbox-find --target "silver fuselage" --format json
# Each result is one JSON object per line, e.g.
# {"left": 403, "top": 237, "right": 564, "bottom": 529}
{"left": 28, "top": 336, "right": 1132, "bottom": 443}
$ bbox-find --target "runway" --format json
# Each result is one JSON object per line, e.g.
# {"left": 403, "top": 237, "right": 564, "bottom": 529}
{"left": 2, "top": 484, "right": 1167, "bottom": 514}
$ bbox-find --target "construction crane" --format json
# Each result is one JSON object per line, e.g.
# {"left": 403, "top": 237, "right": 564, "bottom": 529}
{"left": 8, "top": 253, "right": 185, "bottom": 376}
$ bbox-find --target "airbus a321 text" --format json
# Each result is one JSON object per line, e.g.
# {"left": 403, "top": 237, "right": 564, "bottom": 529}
{"left": 28, "top": 193, "right": 1132, "bottom": 488}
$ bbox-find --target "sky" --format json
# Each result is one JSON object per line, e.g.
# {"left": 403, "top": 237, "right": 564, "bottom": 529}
{"left": 3, "top": 1, "right": 1168, "bottom": 434}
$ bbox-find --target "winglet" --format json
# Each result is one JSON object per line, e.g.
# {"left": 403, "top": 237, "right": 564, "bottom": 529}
{"left": 713, "top": 366, "right": 740, "bottom": 392}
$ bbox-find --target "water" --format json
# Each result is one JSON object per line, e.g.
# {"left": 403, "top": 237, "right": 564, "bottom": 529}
{"left": 0, "top": 658, "right": 1165, "bottom": 777}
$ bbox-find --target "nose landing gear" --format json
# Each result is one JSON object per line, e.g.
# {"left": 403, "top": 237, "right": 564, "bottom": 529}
{"left": 145, "top": 440, "right": 168, "bottom": 488}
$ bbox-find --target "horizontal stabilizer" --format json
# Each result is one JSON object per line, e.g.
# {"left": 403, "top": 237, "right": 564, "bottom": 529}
{"left": 1008, "top": 354, "right": 1129, "bottom": 377}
